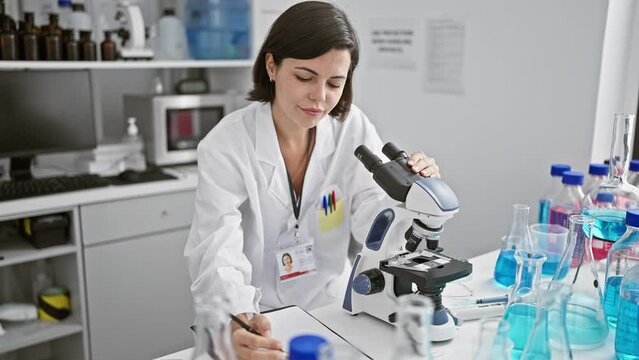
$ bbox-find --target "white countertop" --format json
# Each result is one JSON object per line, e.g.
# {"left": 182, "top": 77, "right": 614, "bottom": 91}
{"left": 0, "top": 167, "right": 198, "bottom": 220}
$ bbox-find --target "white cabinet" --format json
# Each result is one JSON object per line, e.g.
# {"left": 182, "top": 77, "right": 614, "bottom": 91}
{"left": 80, "top": 191, "right": 195, "bottom": 360}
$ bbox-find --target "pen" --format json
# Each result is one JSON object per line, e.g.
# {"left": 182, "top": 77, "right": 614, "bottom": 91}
{"left": 322, "top": 196, "right": 327, "bottom": 215}
{"left": 228, "top": 314, "right": 287, "bottom": 353}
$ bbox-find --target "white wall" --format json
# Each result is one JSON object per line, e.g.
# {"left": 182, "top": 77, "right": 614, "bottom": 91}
{"left": 337, "top": 0, "right": 608, "bottom": 258}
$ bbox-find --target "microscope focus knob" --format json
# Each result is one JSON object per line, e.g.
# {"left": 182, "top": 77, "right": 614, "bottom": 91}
{"left": 353, "top": 269, "right": 385, "bottom": 295}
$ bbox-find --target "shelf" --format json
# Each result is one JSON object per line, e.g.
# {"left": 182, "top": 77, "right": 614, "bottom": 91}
{"left": 0, "top": 59, "right": 254, "bottom": 71}
{"left": 0, "top": 236, "right": 76, "bottom": 268}
{"left": 0, "top": 320, "right": 82, "bottom": 354}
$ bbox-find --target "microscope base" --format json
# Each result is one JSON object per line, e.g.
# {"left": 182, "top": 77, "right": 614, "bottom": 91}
{"left": 430, "top": 310, "right": 458, "bottom": 342}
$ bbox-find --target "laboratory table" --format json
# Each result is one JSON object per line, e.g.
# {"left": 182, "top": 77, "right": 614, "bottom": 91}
{"left": 156, "top": 250, "right": 617, "bottom": 360}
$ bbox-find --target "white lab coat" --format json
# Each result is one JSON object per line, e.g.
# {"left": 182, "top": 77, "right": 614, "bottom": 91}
{"left": 184, "top": 102, "right": 392, "bottom": 316}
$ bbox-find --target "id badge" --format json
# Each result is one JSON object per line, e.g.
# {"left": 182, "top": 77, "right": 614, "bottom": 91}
{"left": 276, "top": 242, "right": 317, "bottom": 283}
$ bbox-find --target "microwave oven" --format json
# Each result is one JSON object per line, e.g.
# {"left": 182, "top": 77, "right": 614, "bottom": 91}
{"left": 123, "top": 94, "right": 234, "bottom": 166}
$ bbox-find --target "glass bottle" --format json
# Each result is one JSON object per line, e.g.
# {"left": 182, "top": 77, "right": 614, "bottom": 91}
{"left": 0, "top": 16, "right": 16, "bottom": 60}
{"left": 191, "top": 296, "right": 235, "bottom": 360}
{"left": 520, "top": 281, "right": 573, "bottom": 360}
{"left": 494, "top": 204, "right": 535, "bottom": 287}
{"left": 614, "top": 263, "right": 639, "bottom": 359}
{"left": 604, "top": 209, "right": 639, "bottom": 327}
{"left": 583, "top": 114, "right": 639, "bottom": 260}
{"left": 503, "top": 250, "right": 546, "bottom": 359}
{"left": 290, "top": 335, "right": 328, "bottom": 360}
{"left": 549, "top": 171, "right": 585, "bottom": 229}
{"left": 62, "top": 29, "right": 78, "bottom": 61}
{"left": 628, "top": 159, "right": 639, "bottom": 187}
{"left": 79, "top": 30, "right": 96, "bottom": 61}
{"left": 551, "top": 215, "right": 608, "bottom": 350}
{"left": 43, "top": 13, "right": 62, "bottom": 61}
{"left": 539, "top": 164, "right": 571, "bottom": 224}
{"left": 100, "top": 30, "right": 117, "bottom": 61}
{"left": 583, "top": 163, "right": 609, "bottom": 194}
{"left": 473, "top": 317, "right": 513, "bottom": 360}
{"left": 20, "top": 17, "right": 38, "bottom": 60}
{"left": 0, "top": 0, "right": 16, "bottom": 32}
{"left": 591, "top": 192, "right": 616, "bottom": 261}
{"left": 392, "top": 294, "right": 434, "bottom": 360}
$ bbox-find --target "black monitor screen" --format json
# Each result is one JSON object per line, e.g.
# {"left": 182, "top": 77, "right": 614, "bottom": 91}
{"left": 0, "top": 71, "right": 96, "bottom": 158}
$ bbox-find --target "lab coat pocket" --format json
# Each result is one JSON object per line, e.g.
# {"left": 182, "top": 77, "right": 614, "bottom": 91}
{"left": 316, "top": 185, "right": 345, "bottom": 233}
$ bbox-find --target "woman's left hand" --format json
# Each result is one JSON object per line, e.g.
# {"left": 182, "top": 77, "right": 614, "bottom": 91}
{"left": 407, "top": 151, "right": 440, "bottom": 178}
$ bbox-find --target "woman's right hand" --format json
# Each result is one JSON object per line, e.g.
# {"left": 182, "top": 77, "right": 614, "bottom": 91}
{"left": 231, "top": 314, "right": 286, "bottom": 360}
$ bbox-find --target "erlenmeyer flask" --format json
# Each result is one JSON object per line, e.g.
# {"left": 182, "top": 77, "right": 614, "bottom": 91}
{"left": 614, "top": 263, "right": 639, "bottom": 359}
{"left": 392, "top": 294, "right": 434, "bottom": 360}
{"left": 473, "top": 317, "right": 513, "bottom": 360}
{"left": 191, "top": 296, "right": 235, "bottom": 360}
{"left": 495, "top": 204, "right": 535, "bottom": 287}
{"left": 503, "top": 250, "right": 546, "bottom": 359}
{"left": 521, "top": 281, "right": 573, "bottom": 360}
{"left": 583, "top": 114, "right": 639, "bottom": 261}
{"left": 551, "top": 215, "right": 608, "bottom": 350}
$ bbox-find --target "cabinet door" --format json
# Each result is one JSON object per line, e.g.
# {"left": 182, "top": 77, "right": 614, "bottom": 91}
{"left": 84, "top": 229, "right": 194, "bottom": 360}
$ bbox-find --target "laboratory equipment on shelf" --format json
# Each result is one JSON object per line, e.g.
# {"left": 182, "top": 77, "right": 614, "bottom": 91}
{"left": 628, "top": 160, "right": 639, "bottom": 187}
{"left": 583, "top": 163, "right": 609, "bottom": 194}
{"left": 551, "top": 215, "right": 608, "bottom": 349}
{"left": 583, "top": 114, "right": 639, "bottom": 260}
{"left": 343, "top": 142, "right": 472, "bottom": 342}
{"left": 615, "top": 263, "right": 639, "bottom": 359}
{"left": 473, "top": 317, "right": 512, "bottom": 360}
{"left": 549, "top": 171, "right": 585, "bottom": 229}
{"left": 503, "top": 250, "right": 546, "bottom": 359}
{"left": 114, "top": 1, "right": 153, "bottom": 59}
{"left": 538, "top": 164, "right": 571, "bottom": 224}
{"left": 530, "top": 223, "right": 569, "bottom": 276}
{"left": 391, "top": 294, "right": 434, "bottom": 360}
{"left": 494, "top": 204, "right": 535, "bottom": 287}
{"left": 520, "top": 281, "right": 573, "bottom": 360}
{"left": 191, "top": 296, "right": 235, "bottom": 360}
{"left": 604, "top": 208, "right": 639, "bottom": 327}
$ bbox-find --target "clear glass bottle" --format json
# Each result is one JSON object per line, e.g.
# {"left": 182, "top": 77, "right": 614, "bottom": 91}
{"left": 614, "top": 263, "right": 639, "bottom": 359}
{"left": 494, "top": 204, "right": 535, "bottom": 287}
{"left": 583, "top": 163, "right": 609, "bottom": 195}
{"left": 473, "top": 317, "right": 512, "bottom": 360}
{"left": 549, "top": 171, "right": 585, "bottom": 229}
{"left": 604, "top": 209, "right": 639, "bottom": 327}
{"left": 521, "top": 281, "right": 573, "bottom": 360}
{"left": 539, "top": 164, "right": 571, "bottom": 224}
{"left": 392, "top": 294, "right": 434, "bottom": 360}
{"left": 503, "top": 250, "right": 546, "bottom": 359}
{"left": 551, "top": 215, "right": 608, "bottom": 349}
{"left": 191, "top": 296, "right": 235, "bottom": 360}
{"left": 583, "top": 114, "right": 639, "bottom": 260}
{"left": 628, "top": 159, "right": 639, "bottom": 187}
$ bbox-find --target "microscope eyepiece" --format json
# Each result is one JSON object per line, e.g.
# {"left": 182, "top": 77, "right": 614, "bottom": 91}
{"left": 354, "top": 145, "right": 383, "bottom": 173}
{"left": 382, "top": 142, "right": 408, "bottom": 161}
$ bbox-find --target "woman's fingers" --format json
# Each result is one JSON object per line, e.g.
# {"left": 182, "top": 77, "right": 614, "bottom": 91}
{"left": 407, "top": 152, "right": 440, "bottom": 177}
{"left": 251, "top": 315, "right": 273, "bottom": 337}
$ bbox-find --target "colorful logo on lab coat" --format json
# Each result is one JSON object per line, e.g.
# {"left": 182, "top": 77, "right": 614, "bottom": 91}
{"left": 317, "top": 187, "right": 344, "bottom": 232}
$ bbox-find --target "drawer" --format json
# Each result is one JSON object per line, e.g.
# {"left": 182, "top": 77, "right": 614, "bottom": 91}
{"left": 81, "top": 191, "right": 195, "bottom": 246}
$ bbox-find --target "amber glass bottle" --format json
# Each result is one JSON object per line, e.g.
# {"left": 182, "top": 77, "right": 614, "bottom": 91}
{"left": 20, "top": 21, "right": 38, "bottom": 60}
{"left": 79, "top": 30, "right": 95, "bottom": 61}
{"left": 0, "top": 18, "right": 17, "bottom": 60}
{"left": 43, "top": 14, "right": 63, "bottom": 60}
{"left": 62, "top": 29, "right": 78, "bottom": 61}
{"left": 100, "top": 30, "right": 116, "bottom": 61}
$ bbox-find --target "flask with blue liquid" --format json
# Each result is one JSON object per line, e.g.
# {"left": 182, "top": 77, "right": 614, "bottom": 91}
{"left": 628, "top": 159, "right": 639, "bottom": 187}
{"left": 583, "top": 163, "right": 609, "bottom": 194}
{"left": 538, "top": 164, "right": 571, "bottom": 224}
{"left": 583, "top": 114, "right": 639, "bottom": 262}
{"left": 494, "top": 204, "right": 535, "bottom": 287}
{"left": 604, "top": 208, "right": 639, "bottom": 327}
{"left": 549, "top": 171, "right": 584, "bottom": 229}
{"left": 185, "top": 0, "right": 251, "bottom": 59}
{"left": 615, "top": 263, "right": 639, "bottom": 359}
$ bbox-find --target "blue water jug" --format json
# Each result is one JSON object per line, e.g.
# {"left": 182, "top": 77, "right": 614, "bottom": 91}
{"left": 185, "top": 0, "right": 251, "bottom": 60}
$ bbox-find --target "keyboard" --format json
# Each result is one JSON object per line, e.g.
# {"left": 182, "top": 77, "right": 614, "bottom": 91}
{"left": 0, "top": 174, "right": 111, "bottom": 202}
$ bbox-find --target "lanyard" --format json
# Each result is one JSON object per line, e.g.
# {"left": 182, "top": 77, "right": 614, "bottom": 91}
{"left": 283, "top": 128, "right": 315, "bottom": 241}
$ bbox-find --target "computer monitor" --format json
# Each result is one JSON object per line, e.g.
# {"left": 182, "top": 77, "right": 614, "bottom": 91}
{"left": 0, "top": 71, "right": 96, "bottom": 179}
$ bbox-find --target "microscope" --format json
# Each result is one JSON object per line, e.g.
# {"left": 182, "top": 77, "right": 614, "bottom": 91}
{"left": 115, "top": 1, "right": 154, "bottom": 59}
{"left": 343, "top": 142, "right": 472, "bottom": 341}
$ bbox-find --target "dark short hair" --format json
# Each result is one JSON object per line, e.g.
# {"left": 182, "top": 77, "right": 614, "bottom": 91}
{"left": 248, "top": 1, "right": 359, "bottom": 121}
{"left": 282, "top": 253, "right": 292, "bottom": 266}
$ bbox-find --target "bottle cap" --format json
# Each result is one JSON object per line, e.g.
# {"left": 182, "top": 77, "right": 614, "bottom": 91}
{"left": 58, "top": 0, "right": 72, "bottom": 7}
{"left": 562, "top": 171, "right": 584, "bottom": 185}
{"left": 289, "top": 335, "right": 328, "bottom": 360}
{"left": 626, "top": 209, "right": 639, "bottom": 227}
{"left": 551, "top": 164, "right": 571, "bottom": 177}
{"left": 596, "top": 192, "right": 614, "bottom": 204}
{"left": 630, "top": 160, "right": 639, "bottom": 172}
{"left": 588, "top": 163, "right": 609, "bottom": 176}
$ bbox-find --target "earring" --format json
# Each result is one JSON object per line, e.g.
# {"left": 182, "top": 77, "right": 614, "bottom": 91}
{"left": 269, "top": 77, "right": 274, "bottom": 83}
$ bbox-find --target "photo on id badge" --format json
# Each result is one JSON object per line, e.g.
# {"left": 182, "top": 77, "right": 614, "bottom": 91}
{"left": 316, "top": 185, "right": 345, "bottom": 232}
{"left": 277, "top": 244, "right": 316, "bottom": 283}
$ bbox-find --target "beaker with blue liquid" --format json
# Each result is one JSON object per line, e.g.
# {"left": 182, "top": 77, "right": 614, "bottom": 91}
{"left": 551, "top": 215, "right": 609, "bottom": 350}
{"left": 503, "top": 250, "right": 546, "bottom": 359}
{"left": 604, "top": 208, "right": 639, "bottom": 327}
{"left": 538, "top": 164, "right": 571, "bottom": 224}
{"left": 582, "top": 114, "right": 639, "bottom": 262}
{"left": 494, "top": 204, "right": 535, "bottom": 287}
{"left": 615, "top": 263, "right": 639, "bottom": 359}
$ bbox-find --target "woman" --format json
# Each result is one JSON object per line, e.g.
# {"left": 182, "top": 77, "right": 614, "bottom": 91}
{"left": 184, "top": 2, "right": 440, "bottom": 358}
